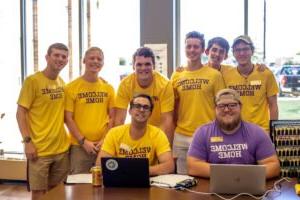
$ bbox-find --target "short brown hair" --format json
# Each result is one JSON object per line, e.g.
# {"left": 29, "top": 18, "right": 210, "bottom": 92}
{"left": 84, "top": 47, "right": 104, "bottom": 59}
{"left": 47, "top": 43, "right": 69, "bottom": 55}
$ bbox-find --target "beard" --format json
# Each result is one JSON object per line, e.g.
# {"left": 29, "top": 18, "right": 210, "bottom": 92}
{"left": 216, "top": 115, "right": 241, "bottom": 133}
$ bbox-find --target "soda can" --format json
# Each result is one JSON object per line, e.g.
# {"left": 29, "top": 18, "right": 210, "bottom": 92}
{"left": 91, "top": 166, "right": 102, "bottom": 186}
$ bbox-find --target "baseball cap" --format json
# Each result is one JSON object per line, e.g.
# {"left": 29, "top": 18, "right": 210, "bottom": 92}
{"left": 215, "top": 88, "right": 241, "bottom": 104}
{"left": 232, "top": 35, "right": 253, "bottom": 48}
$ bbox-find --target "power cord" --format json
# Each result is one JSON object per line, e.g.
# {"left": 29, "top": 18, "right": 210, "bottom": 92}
{"left": 153, "top": 177, "right": 292, "bottom": 200}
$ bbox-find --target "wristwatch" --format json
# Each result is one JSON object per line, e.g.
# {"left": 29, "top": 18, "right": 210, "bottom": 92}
{"left": 78, "top": 137, "right": 86, "bottom": 146}
{"left": 22, "top": 136, "right": 31, "bottom": 143}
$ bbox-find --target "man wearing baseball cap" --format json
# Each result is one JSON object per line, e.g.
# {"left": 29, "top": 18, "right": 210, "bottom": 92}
{"left": 187, "top": 88, "right": 280, "bottom": 179}
{"left": 222, "top": 35, "right": 279, "bottom": 132}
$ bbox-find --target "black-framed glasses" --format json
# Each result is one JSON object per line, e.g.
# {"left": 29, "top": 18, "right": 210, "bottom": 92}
{"left": 216, "top": 103, "right": 239, "bottom": 110}
{"left": 233, "top": 47, "right": 252, "bottom": 54}
{"left": 132, "top": 103, "right": 151, "bottom": 111}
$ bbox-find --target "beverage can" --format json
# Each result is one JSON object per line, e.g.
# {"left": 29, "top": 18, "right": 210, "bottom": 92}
{"left": 91, "top": 166, "right": 102, "bottom": 186}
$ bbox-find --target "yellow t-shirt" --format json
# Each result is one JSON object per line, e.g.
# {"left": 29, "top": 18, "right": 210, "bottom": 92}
{"left": 206, "top": 63, "right": 233, "bottom": 76}
{"left": 101, "top": 124, "right": 171, "bottom": 166}
{"left": 115, "top": 71, "right": 174, "bottom": 126}
{"left": 219, "top": 64, "right": 233, "bottom": 76}
{"left": 223, "top": 64, "right": 279, "bottom": 132}
{"left": 17, "top": 71, "right": 69, "bottom": 157}
{"left": 65, "top": 77, "right": 115, "bottom": 144}
{"left": 171, "top": 65, "right": 225, "bottom": 136}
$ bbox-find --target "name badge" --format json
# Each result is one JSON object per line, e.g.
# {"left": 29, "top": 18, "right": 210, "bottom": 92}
{"left": 210, "top": 137, "right": 223, "bottom": 143}
{"left": 250, "top": 80, "right": 261, "bottom": 85}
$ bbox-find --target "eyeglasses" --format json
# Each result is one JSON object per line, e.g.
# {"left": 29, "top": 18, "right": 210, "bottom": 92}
{"left": 216, "top": 103, "right": 239, "bottom": 110}
{"left": 132, "top": 103, "right": 151, "bottom": 111}
{"left": 233, "top": 47, "right": 252, "bottom": 54}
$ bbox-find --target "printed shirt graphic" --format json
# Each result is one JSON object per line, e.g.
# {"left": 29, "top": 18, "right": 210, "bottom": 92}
{"left": 115, "top": 71, "right": 174, "bottom": 126}
{"left": 188, "top": 121, "right": 276, "bottom": 164}
{"left": 171, "top": 65, "right": 225, "bottom": 136}
{"left": 17, "top": 71, "right": 69, "bottom": 156}
{"left": 65, "top": 77, "right": 115, "bottom": 144}
{"left": 223, "top": 64, "right": 279, "bottom": 132}
{"left": 101, "top": 124, "right": 171, "bottom": 166}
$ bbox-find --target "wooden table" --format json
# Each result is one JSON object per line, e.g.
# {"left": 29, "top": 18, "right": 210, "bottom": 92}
{"left": 41, "top": 178, "right": 299, "bottom": 200}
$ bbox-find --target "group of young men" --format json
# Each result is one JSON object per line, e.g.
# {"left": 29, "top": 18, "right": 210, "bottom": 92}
{"left": 16, "top": 31, "right": 280, "bottom": 200}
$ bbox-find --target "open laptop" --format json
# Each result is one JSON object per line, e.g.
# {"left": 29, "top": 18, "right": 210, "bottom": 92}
{"left": 101, "top": 157, "right": 150, "bottom": 187}
{"left": 210, "top": 164, "right": 266, "bottom": 195}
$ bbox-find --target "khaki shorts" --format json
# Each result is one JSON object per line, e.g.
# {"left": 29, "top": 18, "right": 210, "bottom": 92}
{"left": 70, "top": 145, "right": 97, "bottom": 174}
{"left": 28, "top": 151, "right": 69, "bottom": 191}
{"left": 172, "top": 133, "right": 193, "bottom": 175}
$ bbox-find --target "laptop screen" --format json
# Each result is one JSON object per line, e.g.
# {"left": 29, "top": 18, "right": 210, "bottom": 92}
{"left": 101, "top": 157, "right": 150, "bottom": 187}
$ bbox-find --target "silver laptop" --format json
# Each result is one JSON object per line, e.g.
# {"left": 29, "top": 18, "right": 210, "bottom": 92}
{"left": 210, "top": 164, "right": 266, "bottom": 195}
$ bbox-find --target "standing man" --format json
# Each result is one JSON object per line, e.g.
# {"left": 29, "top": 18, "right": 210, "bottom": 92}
{"left": 171, "top": 31, "right": 225, "bottom": 174}
{"left": 223, "top": 35, "right": 279, "bottom": 132}
{"left": 17, "top": 43, "right": 70, "bottom": 200}
{"left": 187, "top": 89, "right": 280, "bottom": 179}
{"left": 114, "top": 47, "right": 174, "bottom": 142}
{"left": 97, "top": 94, "right": 174, "bottom": 176}
{"left": 65, "top": 47, "right": 115, "bottom": 174}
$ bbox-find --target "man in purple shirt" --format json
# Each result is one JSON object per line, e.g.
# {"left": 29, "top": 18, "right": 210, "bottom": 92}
{"left": 187, "top": 88, "right": 280, "bottom": 179}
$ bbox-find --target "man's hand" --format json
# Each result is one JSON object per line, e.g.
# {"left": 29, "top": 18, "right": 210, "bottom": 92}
{"left": 82, "top": 140, "right": 99, "bottom": 155}
{"left": 257, "top": 63, "right": 269, "bottom": 72}
{"left": 25, "top": 142, "right": 37, "bottom": 161}
{"left": 95, "top": 139, "right": 104, "bottom": 150}
{"left": 175, "top": 66, "right": 184, "bottom": 72}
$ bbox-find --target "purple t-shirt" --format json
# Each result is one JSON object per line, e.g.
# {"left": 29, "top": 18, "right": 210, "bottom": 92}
{"left": 188, "top": 120, "right": 276, "bottom": 164}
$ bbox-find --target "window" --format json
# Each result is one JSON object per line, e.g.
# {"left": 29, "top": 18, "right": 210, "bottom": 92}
{"left": 0, "top": 1, "right": 22, "bottom": 152}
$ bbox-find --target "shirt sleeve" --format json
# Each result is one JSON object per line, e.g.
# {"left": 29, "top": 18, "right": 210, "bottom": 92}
{"left": 170, "top": 72, "right": 179, "bottom": 100}
{"left": 101, "top": 129, "right": 117, "bottom": 156}
{"left": 160, "top": 81, "right": 175, "bottom": 113}
{"left": 115, "top": 80, "right": 130, "bottom": 109}
{"left": 17, "top": 77, "right": 35, "bottom": 109}
{"left": 107, "top": 84, "right": 115, "bottom": 109}
{"left": 154, "top": 129, "right": 171, "bottom": 156}
{"left": 266, "top": 71, "right": 279, "bottom": 97}
{"left": 64, "top": 85, "right": 75, "bottom": 112}
{"left": 188, "top": 126, "right": 208, "bottom": 161}
{"left": 255, "top": 127, "right": 277, "bottom": 161}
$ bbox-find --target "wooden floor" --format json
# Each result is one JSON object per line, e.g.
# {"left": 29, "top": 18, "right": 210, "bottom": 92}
{"left": 0, "top": 182, "right": 31, "bottom": 200}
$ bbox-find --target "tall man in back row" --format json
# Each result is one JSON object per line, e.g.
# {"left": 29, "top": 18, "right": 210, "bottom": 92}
{"left": 17, "top": 43, "right": 70, "bottom": 200}
{"left": 114, "top": 47, "right": 174, "bottom": 142}
{"left": 222, "top": 35, "right": 279, "bottom": 132}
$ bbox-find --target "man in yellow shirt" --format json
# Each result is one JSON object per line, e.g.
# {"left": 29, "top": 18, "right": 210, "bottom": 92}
{"left": 65, "top": 47, "right": 115, "bottom": 174}
{"left": 17, "top": 43, "right": 70, "bottom": 200}
{"left": 171, "top": 31, "right": 225, "bottom": 174}
{"left": 114, "top": 47, "right": 174, "bottom": 142}
{"left": 222, "top": 35, "right": 279, "bottom": 132}
{"left": 97, "top": 94, "right": 174, "bottom": 176}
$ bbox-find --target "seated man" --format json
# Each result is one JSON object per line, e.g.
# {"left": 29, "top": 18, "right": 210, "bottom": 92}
{"left": 187, "top": 88, "right": 280, "bottom": 179}
{"left": 96, "top": 94, "right": 174, "bottom": 176}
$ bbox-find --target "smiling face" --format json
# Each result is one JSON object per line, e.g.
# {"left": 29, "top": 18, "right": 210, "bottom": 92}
{"left": 83, "top": 49, "right": 104, "bottom": 74}
{"left": 185, "top": 38, "right": 204, "bottom": 63}
{"left": 129, "top": 96, "right": 152, "bottom": 124}
{"left": 46, "top": 48, "right": 69, "bottom": 74}
{"left": 233, "top": 41, "right": 253, "bottom": 66}
{"left": 206, "top": 43, "right": 228, "bottom": 68}
{"left": 133, "top": 56, "right": 154, "bottom": 83}
{"left": 215, "top": 95, "right": 242, "bottom": 132}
